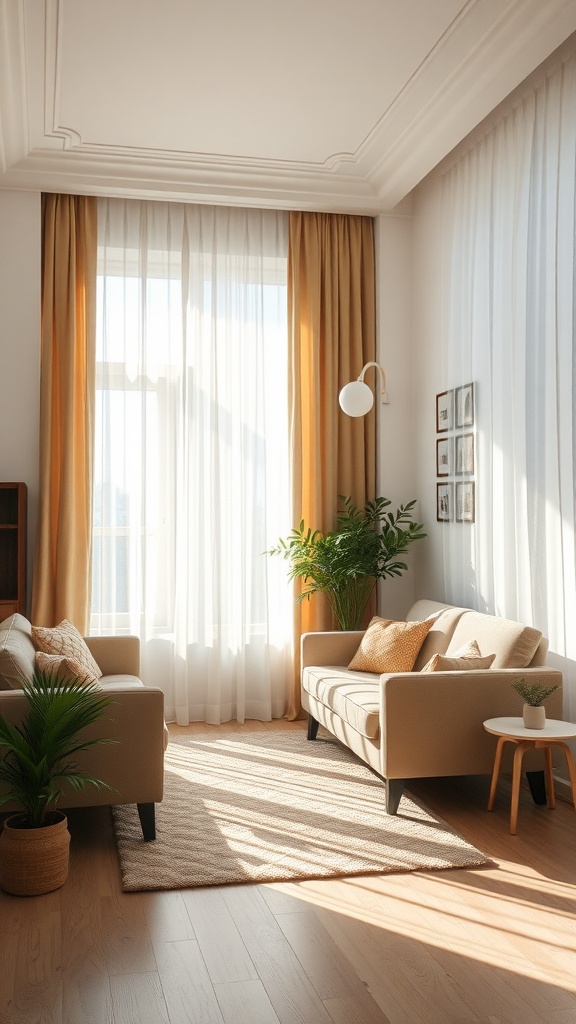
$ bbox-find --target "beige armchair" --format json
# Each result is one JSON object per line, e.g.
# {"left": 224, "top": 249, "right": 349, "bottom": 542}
{"left": 0, "top": 616, "right": 165, "bottom": 840}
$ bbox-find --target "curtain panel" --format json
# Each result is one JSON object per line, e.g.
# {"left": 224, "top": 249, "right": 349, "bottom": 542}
{"left": 32, "top": 194, "right": 97, "bottom": 632}
{"left": 93, "top": 199, "right": 292, "bottom": 725}
{"left": 287, "top": 211, "right": 376, "bottom": 718}
{"left": 441, "top": 52, "right": 576, "bottom": 725}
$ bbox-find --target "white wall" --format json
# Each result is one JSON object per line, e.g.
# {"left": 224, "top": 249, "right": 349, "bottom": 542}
{"left": 0, "top": 190, "right": 41, "bottom": 610}
{"left": 410, "top": 172, "right": 448, "bottom": 602}
{"left": 374, "top": 206, "right": 425, "bottom": 619}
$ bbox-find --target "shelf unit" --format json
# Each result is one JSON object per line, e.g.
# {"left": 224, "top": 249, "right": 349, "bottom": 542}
{"left": 0, "top": 482, "right": 27, "bottom": 620}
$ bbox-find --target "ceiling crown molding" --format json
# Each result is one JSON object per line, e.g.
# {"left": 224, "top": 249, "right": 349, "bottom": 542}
{"left": 0, "top": 0, "right": 29, "bottom": 173}
{"left": 1, "top": 0, "right": 575, "bottom": 212}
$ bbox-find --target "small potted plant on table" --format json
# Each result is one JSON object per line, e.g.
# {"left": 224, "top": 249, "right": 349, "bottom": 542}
{"left": 512, "top": 677, "right": 559, "bottom": 730}
{"left": 0, "top": 671, "right": 114, "bottom": 896}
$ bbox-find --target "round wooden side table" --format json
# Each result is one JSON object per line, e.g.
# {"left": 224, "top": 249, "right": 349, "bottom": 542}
{"left": 483, "top": 716, "right": 576, "bottom": 834}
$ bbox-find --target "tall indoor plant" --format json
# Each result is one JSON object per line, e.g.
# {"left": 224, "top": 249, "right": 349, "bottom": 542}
{"left": 0, "top": 671, "right": 114, "bottom": 895}
{"left": 270, "top": 495, "right": 426, "bottom": 630}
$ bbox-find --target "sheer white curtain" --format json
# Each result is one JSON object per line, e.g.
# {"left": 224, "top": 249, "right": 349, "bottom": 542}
{"left": 92, "top": 199, "right": 292, "bottom": 724}
{"left": 441, "top": 52, "right": 576, "bottom": 723}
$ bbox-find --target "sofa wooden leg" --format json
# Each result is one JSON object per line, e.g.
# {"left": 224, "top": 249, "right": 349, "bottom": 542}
{"left": 137, "top": 802, "right": 156, "bottom": 840}
{"left": 526, "top": 769, "right": 547, "bottom": 805}
{"left": 385, "top": 779, "right": 404, "bottom": 815}
{"left": 307, "top": 715, "right": 319, "bottom": 740}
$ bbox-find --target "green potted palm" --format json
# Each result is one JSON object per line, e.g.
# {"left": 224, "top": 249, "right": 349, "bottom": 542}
{"left": 269, "top": 495, "right": 426, "bottom": 630}
{"left": 0, "top": 671, "right": 114, "bottom": 896}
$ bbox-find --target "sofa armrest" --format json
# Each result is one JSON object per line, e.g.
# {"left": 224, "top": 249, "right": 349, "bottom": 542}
{"left": 379, "top": 666, "right": 563, "bottom": 780}
{"left": 83, "top": 635, "right": 140, "bottom": 677}
{"left": 0, "top": 685, "right": 165, "bottom": 808}
{"left": 301, "top": 630, "right": 364, "bottom": 670}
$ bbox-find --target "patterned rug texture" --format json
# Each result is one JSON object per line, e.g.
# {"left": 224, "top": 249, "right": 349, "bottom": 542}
{"left": 112, "top": 729, "right": 488, "bottom": 891}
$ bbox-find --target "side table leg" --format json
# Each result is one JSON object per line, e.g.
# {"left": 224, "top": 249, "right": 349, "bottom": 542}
{"left": 510, "top": 741, "right": 531, "bottom": 835}
{"left": 488, "top": 736, "right": 506, "bottom": 811}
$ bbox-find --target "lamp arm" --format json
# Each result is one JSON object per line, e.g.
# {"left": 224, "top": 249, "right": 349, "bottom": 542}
{"left": 358, "top": 362, "right": 388, "bottom": 402}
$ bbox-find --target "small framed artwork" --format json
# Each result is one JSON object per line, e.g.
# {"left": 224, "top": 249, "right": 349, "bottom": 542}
{"left": 456, "top": 481, "right": 475, "bottom": 522}
{"left": 437, "top": 482, "right": 453, "bottom": 522}
{"left": 455, "top": 382, "right": 474, "bottom": 428}
{"left": 436, "top": 437, "right": 453, "bottom": 477}
{"left": 455, "top": 433, "right": 474, "bottom": 475}
{"left": 436, "top": 390, "right": 454, "bottom": 432}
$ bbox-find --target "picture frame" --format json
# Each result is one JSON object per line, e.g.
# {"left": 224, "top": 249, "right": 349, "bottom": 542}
{"left": 436, "top": 390, "right": 454, "bottom": 432}
{"left": 455, "top": 433, "right": 474, "bottom": 475}
{"left": 436, "top": 482, "right": 453, "bottom": 522}
{"left": 436, "top": 437, "right": 453, "bottom": 477}
{"left": 455, "top": 382, "right": 474, "bottom": 428}
{"left": 456, "top": 481, "right": 475, "bottom": 523}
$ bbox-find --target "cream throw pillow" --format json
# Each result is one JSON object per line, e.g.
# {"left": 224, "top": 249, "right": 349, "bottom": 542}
{"left": 32, "top": 619, "right": 102, "bottom": 682}
{"left": 348, "top": 616, "right": 434, "bottom": 674}
{"left": 421, "top": 639, "right": 496, "bottom": 673}
{"left": 35, "top": 651, "right": 98, "bottom": 686}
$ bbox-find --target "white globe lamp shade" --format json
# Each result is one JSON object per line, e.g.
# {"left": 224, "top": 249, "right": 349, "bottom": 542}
{"left": 338, "top": 380, "right": 374, "bottom": 417}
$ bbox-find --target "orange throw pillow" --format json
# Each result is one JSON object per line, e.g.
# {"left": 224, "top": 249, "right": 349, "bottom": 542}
{"left": 348, "top": 616, "right": 434, "bottom": 674}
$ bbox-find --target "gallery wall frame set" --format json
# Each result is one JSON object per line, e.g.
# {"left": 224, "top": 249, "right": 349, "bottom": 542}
{"left": 435, "top": 382, "right": 475, "bottom": 522}
{"left": 436, "top": 383, "right": 474, "bottom": 431}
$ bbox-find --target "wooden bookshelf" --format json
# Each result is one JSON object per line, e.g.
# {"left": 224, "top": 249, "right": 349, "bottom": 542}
{"left": 0, "top": 482, "right": 27, "bottom": 620}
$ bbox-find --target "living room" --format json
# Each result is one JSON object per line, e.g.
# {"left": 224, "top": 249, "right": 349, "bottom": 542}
{"left": 1, "top": 2, "right": 576, "bottom": 1022}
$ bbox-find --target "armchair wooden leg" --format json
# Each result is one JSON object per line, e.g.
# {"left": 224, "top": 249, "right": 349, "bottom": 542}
{"left": 385, "top": 779, "right": 404, "bottom": 815}
{"left": 137, "top": 802, "right": 156, "bottom": 841}
{"left": 307, "top": 715, "right": 319, "bottom": 740}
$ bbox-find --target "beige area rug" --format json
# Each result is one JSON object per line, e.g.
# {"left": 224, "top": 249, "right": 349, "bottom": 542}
{"left": 112, "top": 729, "right": 488, "bottom": 892}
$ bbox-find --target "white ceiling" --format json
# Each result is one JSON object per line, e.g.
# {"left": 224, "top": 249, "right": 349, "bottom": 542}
{"left": 1, "top": 0, "right": 576, "bottom": 212}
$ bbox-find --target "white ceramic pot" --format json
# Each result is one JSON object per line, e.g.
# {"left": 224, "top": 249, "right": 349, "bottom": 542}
{"left": 523, "top": 704, "right": 546, "bottom": 730}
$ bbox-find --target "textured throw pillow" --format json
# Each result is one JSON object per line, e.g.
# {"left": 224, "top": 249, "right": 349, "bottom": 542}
{"left": 348, "top": 616, "right": 434, "bottom": 674}
{"left": 35, "top": 651, "right": 97, "bottom": 686}
{"left": 32, "top": 619, "right": 102, "bottom": 682}
{"left": 421, "top": 639, "right": 496, "bottom": 673}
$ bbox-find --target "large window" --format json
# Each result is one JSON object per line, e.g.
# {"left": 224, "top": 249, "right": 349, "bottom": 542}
{"left": 92, "top": 200, "right": 292, "bottom": 724}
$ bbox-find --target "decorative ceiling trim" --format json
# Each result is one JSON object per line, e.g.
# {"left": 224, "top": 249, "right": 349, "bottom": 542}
{"left": 44, "top": 0, "right": 81, "bottom": 148}
{"left": 1, "top": 0, "right": 575, "bottom": 212}
{"left": 0, "top": 0, "right": 29, "bottom": 172}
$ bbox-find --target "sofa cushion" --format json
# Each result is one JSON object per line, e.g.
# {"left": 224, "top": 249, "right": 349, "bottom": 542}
{"left": 421, "top": 640, "right": 496, "bottom": 673}
{"left": 348, "top": 616, "right": 433, "bottom": 674}
{"left": 303, "top": 666, "right": 380, "bottom": 739}
{"left": 0, "top": 613, "right": 36, "bottom": 689}
{"left": 35, "top": 651, "right": 99, "bottom": 686}
{"left": 446, "top": 611, "right": 542, "bottom": 669}
{"left": 409, "top": 605, "right": 468, "bottom": 671}
{"left": 32, "top": 619, "right": 103, "bottom": 682}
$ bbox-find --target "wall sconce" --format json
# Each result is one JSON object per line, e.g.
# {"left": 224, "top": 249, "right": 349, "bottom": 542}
{"left": 338, "top": 362, "right": 389, "bottom": 417}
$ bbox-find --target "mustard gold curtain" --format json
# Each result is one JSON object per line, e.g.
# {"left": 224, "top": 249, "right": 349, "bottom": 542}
{"left": 287, "top": 211, "right": 376, "bottom": 718}
{"left": 32, "top": 194, "right": 97, "bottom": 631}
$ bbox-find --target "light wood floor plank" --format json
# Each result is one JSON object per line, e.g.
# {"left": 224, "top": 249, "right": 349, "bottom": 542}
{"left": 110, "top": 970, "right": 169, "bottom": 1024}
{"left": 221, "top": 883, "right": 334, "bottom": 1023}
{"left": 214, "top": 978, "right": 282, "bottom": 1024}
{"left": 275, "top": 907, "right": 392, "bottom": 1022}
{"left": 181, "top": 886, "right": 259, "bottom": 984}
{"left": 154, "top": 938, "right": 225, "bottom": 1024}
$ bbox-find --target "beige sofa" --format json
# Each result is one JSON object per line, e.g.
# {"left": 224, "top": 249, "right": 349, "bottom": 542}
{"left": 302, "top": 599, "right": 563, "bottom": 813}
{"left": 0, "top": 614, "right": 165, "bottom": 840}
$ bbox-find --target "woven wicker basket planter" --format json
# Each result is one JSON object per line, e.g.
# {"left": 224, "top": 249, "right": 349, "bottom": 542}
{"left": 0, "top": 811, "right": 70, "bottom": 896}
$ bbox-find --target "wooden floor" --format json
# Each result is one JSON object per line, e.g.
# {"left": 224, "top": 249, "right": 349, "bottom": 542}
{"left": 1, "top": 719, "right": 576, "bottom": 1024}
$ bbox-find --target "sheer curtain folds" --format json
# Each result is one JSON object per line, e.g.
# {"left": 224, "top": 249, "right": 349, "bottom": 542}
{"left": 93, "top": 200, "right": 292, "bottom": 724}
{"left": 441, "top": 52, "right": 576, "bottom": 694}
